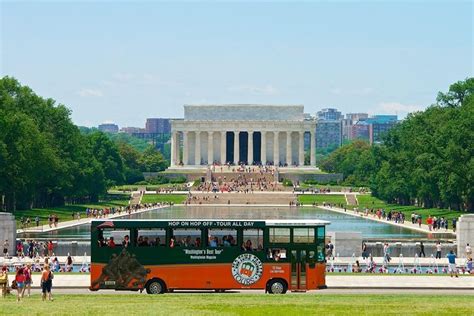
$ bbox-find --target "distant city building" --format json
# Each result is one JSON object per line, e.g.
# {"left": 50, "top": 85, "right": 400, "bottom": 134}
{"left": 120, "top": 127, "right": 145, "bottom": 134}
{"left": 351, "top": 121, "right": 371, "bottom": 141}
{"left": 316, "top": 108, "right": 343, "bottom": 121}
{"left": 342, "top": 113, "right": 369, "bottom": 141}
{"left": 98, "top": 123, "right": 119, "bottom": 133}
{"left": 316, "top": 120, "right": 342, "bottom": 150}
{"left": 345, "top": 113, "right": 369, "bottom": 122}
{"left": 146, "top": 118, "right": 171, "bottom": 134}
{"left": 366, "top": 115, "right": 398, "bottom": 144}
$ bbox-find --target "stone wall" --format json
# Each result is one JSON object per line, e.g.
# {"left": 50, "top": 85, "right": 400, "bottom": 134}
{"left": 364, "top": 242, "right": 456, "bottom": 258}
{"left": 184, "top": 104, "right": 304, "bottom": 121}
{"left": 457, "top": 214, "right": 474, "bottom": 256}
{"left": 0, "top": 212, "right": 16, "bottom": 255}
{"left": 328, "top": 232, "right": 362, "bottom": 257}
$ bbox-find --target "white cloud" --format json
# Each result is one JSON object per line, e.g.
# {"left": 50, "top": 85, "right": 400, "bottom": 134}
{"left": 77, "top": 88, "right": 104, "bottom": 97}
{"left": 228, "top": 84, "right": 278, "bottom": 95}
{"left": 377, "top": 102, "right": 424, "bottom": 116}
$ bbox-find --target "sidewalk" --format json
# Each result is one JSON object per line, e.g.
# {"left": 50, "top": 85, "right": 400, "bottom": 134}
{"left": 17, "top": 205, "right": 168, "bottom": 234}
{"left": 317, "top": 205, "right": 456, "bottom": 236}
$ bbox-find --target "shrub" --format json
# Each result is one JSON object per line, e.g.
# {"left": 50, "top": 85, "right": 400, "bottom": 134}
{"left": 170, "top": 176, "right": 187, "bottom": 184}
{"left": 282, "top": 179, "right": 293, "bottom": 187}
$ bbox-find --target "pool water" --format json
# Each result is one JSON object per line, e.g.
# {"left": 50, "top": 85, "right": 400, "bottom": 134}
{"left": 19, "top": 206, "right": 453, "bottom": 240}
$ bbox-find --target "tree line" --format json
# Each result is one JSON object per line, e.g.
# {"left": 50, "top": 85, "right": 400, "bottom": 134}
{"left": 320, "top": 78, "right": 474, "bottom": 212}
{"left": 0, "top": 77, "right": 168, "bottom": 211}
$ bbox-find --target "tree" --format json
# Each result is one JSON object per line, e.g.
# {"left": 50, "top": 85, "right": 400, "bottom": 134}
{"left": 139, "top": 146, "right": 168, "bottom": 172}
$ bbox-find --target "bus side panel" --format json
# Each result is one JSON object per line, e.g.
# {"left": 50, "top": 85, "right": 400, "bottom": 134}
{"left": 145, "top": 262, "right": 291, "bottom": 290}
{"left": 305, "top": 263, "right": 326, "bottom": 290}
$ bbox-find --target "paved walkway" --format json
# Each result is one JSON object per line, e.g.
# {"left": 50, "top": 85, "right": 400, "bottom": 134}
{"left": 3, "top": 274, "right": 471, "bottom": 289}
{"left": 17, "top": 205, "right": 168, "bottom": 234}
{"left": 316, "top": 205, "right": 456, "bottom": 236}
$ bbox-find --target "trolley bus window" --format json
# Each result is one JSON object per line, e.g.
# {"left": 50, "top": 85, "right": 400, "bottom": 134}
{"left": 267, "top": 248, "right": 287, "bottom": 261}
{"left": 137, "top": 229, "right": 166, "bottom": 247}
{"left": 99, "top": 229, "right": 130, "bottom": 248}
{"left": 207, "top": 229, "right": 237, "bottom": 247}
{"left": 170, "top": 229, "right": 202, "bottom": 248}
{"left": 242, "top": 229, "right": 263, "bottom": 251}
{"left": 293, "top": 228, "right": 315, "bottom": 243}
{"left": 316, "top": 226, "right": 325, "bottom": 261}
{"left": 269, "top": 228, "right": 290, "bottom": 243}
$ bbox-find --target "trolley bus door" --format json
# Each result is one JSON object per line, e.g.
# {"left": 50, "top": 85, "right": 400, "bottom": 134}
{"left": 290, "top": 250, "right": 307, "bottom": 291}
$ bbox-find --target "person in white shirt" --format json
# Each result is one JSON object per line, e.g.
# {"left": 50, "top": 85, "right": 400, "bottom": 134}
{"left": 466, "top": 243, "right": 472, "bottom": 259}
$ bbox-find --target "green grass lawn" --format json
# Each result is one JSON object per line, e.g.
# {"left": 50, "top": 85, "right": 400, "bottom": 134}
{"left": 141, "top": 194, "right": 187, "bottom": 204}
{"left": 13, "top": 194, "right": 130, "bottom": 227}
{"left": 357, "top": 195, "right": 465, "bottom": 221}
{"left": 297, "top": 194, "right": 349, "bottom": 206}
{"left": 0, "top": 294, "right": 472, "bottom": 315}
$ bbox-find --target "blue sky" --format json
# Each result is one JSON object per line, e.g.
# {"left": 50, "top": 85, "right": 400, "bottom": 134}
{"left": 1, "top": 1, "right": 472, "bottom": 127}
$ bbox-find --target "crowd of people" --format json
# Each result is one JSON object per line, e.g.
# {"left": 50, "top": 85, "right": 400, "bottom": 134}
{"left": 328, "top": 242, "right": 474, "bottom": 275}
{"left": 1, "top": 261, "right": 54, "bottom": 301}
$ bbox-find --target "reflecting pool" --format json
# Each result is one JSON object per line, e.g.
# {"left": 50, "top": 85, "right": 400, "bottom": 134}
{"left": 19, "top": 206, "right": 454, "bottom": 240}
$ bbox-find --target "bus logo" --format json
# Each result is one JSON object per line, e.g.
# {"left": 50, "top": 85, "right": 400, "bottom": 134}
{"left": 231, "top": 254, "right": 263, "bottom": 285}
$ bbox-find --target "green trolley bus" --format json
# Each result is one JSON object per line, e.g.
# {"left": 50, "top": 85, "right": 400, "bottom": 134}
{"left": 90, "top": 219, "right": 329, "bottom": 294}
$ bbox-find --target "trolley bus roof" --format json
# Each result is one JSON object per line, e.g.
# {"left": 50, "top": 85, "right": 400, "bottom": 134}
{"left": 92, "top": 219, "right": 330, "bottom": 226}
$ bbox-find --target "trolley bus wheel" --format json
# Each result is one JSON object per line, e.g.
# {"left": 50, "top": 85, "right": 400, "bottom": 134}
{"left": 267, "top": 279, "right": 287, "bottom": 294}
{"left": 146, "top": 279, "right": 166, "bottom": 294}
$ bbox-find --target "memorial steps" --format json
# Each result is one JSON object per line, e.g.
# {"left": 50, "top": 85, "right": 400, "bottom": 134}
{"left": 186, "top": 192, "right": 296, "bottom": 205}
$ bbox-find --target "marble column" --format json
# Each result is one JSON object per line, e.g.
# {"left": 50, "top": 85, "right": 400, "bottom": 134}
{"left": 195, "top": 131, "right": 201, "bottom": 165}
{"left": 261, "top": 131, "right": 267, "bottom": 165}
{"left": 310, "top": 130, "right": 316, "bottom": 166}
{"left": 208, "top": 132, "right": 214, "bottom": 165}
{"left": 298, "top": 131, "right": 305, "bottom": 166}
{"left": 170, "top": 131, "right": 177, "bottom": 166}
{"left": 273, "top": 131, "right": 279, "bottom": 165}
{"left": 248, "top": 131, "right": 253, "bottom": 165}
{"left": 234, "top": 131, "right": 240, "bottom": 164}
{"left": 183, "top": 131, "right": 189, "bottom": 165}
{"left": 220, "top": 131, "right": 226, "bottom": 164}
{"left": 286, "top": 131, "right": 292, "bottom": 165}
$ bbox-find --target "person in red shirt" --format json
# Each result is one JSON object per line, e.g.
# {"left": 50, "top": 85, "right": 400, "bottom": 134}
{"left": 15, "top": 267, "right": 26, "bottom": 301}
{"left": 427, "top": 216, "right": 433, "bottom": 231}
{"left": 47, "top": 240, "right": 54, "bottom": 257}
{"left": 107, "top": 237, "right": 116, "bottom": 248}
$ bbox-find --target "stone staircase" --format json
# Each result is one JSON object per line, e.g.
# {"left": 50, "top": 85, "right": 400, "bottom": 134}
{"left": 345, "top": 194, "right": 358, "bottom": 206}
{"left": 187, "top": 192, "right": 296, "bottom": 205}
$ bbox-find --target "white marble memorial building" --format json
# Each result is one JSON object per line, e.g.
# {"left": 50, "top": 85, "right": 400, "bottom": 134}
{"left": 170, "top": 105, "right": 316, "bottom": 167}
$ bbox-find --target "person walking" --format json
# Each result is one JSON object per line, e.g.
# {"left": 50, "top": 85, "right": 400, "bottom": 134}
{"left": 14, "top": 267, "right": 26, "bottom": 302}
{"left": 465, "top": 243, "right": 472, "bottom": 260}
{"left": 23, "top": 264, "right": 32, "bottom": 297}
{"left": 2, "top": 240, "right": 8, "bottom": 258}
{"left": 419, "top": 241, "right": 426, "bottom": 257}
{"left": 362, "top": 243, "right": 368, "bottom": 259}
{"left": 383, "top": 243, "right": 391, "bottom": 263}
{"left": 40, "top": 265, "right": 53, "bottom": 301}
{"left": 446, "top": 250, "right": 459, "bottom": 278}
{"left": 435, "top": 241, "right": 442, "bottom": 259}
{"left": 0, "top": 265, "right": 8, "bottom": 298}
